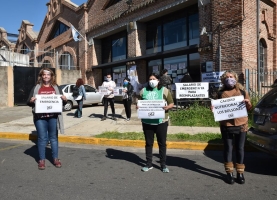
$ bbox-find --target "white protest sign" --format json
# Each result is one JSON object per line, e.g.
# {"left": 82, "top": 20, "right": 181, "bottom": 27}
{"left": 211, "top": 95, "right": 248, "bottom": 122}
{"left": 202, "top": 71, "right": 225, "bottom": 83}
{"left": 35, "top": 95, "right": 62, "bottom": 113}
{"left": 175, "top": 82, "right": 209, "bottom": 99}
{"left": 113, "top": 87, "right": 125, "bottom": 96}
{"left": 137, "top": 100, "right": 165, "bottom": 119}
{"left": 98, "top": 86, "right": 110, "bottom": 95}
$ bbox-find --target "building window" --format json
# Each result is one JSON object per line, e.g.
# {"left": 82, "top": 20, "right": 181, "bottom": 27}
{"left": 102, "top": 31, "right": 127, "bottom": 64}
{"left": 47, "top": 21, "right": 69, "bottom": 41}
{"left": 59, "top": 52, "right": 74, "bottom": 70}
{"left": 189, "top": 53, "right": 200, "bottom": 81}
{"left": 189, "top": 13, "right": 199, "bottom": 45}
{"left": 20, "top": 44, "right": 30, "bottom": 54}
{"left": 148, "top": 59, "right": 162, "bottom": 77}
{"left": 145, "top": 6, "right": 198, "bottom": 54}
{"left": 112, "top": 65, "right": 127, "bottom": 86}
{"left": 112, "top": 36, "right": 127, "bottom": 62}
{"left": 163, "top": 17, "right": 187, "bottom": 51}
{"left": 41, "top": 60, "right": 51, "bottom": 68}
{"left": 259, "top": 39, "right": 267, "bottom": 82}
{"left": 146, "top": 23, "right": 162, "bottom": 54}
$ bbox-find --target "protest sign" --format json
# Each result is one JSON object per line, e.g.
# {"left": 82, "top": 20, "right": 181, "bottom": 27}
{"left": 175, "top": 82, "right": 209, "bottom": 99}
{"left": 211, "top": 95, "right": 248, "bottom": 122}
{"left": 98, "top": 86, "right": 110, "bottom": 95}
{"left": 137, "top": 100, "right": 165, "bottom": 119}
{"left": 113, "top": 87, "right": 125, "bottom": 96}
{"left": 201, "top": 71, "right": 225, "bottom": 87}
{"left": 35, "top": 95, "right": 62, "bottom": 113}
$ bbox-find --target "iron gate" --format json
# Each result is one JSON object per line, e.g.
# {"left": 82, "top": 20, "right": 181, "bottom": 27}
{"left": 14, "top": 66, "right": 55, "bottom": 105}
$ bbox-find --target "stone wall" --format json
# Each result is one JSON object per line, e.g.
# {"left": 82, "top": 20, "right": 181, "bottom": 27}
{"left": 0, "top": 66, "right": 13, "bottom": 107}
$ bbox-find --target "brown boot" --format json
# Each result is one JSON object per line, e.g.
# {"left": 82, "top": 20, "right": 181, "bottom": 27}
{"left": 236, "top": 163, "right": 245, "bottom": 184}
{"left": 224, "top": 162, "right": 234, "bottom": 184}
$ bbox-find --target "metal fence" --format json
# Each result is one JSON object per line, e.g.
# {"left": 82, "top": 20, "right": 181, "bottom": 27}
{"left": 245, "top": 68, "right": 277, "bottom": 98}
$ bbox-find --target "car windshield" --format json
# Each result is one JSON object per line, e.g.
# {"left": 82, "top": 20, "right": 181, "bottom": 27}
{"left": 258, "top": 89, "right": 277, "bottom": 106}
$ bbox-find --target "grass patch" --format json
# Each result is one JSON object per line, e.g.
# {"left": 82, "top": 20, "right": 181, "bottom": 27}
{"left": 169, "top": 102, "right": 220, "bottom": 127}
{"left": 94, "top": 132, "right": 222, "bottom": 143}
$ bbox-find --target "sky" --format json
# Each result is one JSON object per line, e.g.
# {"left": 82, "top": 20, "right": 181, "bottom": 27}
{"left": 0, "top": 0, "right": 86, "bottom": 34}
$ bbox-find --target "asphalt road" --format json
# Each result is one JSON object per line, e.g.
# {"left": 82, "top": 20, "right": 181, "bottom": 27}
{"left": 0, "top": 140, "right": 277, "bottom": 200}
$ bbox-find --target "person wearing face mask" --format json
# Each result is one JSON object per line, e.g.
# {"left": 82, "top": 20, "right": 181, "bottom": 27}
{"left": 213, "top": 70, "right": 252, "bottom": 185}
{"left": 122, "top": 77, "right": 134, "bottom": 121}
{"left": 101, "top": 73, "right": 117, "bottom": 121}
{"left": 137, "top": 73, "right": 174, "bottom": 173}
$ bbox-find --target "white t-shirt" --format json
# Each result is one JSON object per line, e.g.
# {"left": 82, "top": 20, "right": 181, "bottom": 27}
{"left": 101, "top": 80, "right": 116, "bottom": 98}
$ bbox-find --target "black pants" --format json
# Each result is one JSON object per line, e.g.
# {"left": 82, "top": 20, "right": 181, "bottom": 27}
{"left": 103, "top": 97, "right": 115, "bottom": 117}
{"left": 142, "top": 122, "right": 168, "bottom": 168}
{"left": 221, "top": 127, "right": 246, "bottom": 164}
{"left": 123, "top": 99, "right": 132, "bottom": 118}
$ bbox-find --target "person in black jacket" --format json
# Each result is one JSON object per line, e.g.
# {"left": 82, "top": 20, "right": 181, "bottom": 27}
{"left": 122, "top": 77, "right": 134, "bottom": 121}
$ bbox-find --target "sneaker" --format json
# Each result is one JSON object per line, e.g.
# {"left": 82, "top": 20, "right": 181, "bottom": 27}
{"left": 38, "top": 160, "right": 45, "bottom": 170}
{"left": 101, "top": 116, "right": 107, "bottom": 121}
{"left": 161, "top": 166, "right": 169, "bottom": 173}
{"left": 141, "top": 165, "right": 153, "bottom": 172}
{"left": 125, "top": 118, "right": 130, "bottom": 121}
{"left": 53, "top": 158, "right": 62, "bottom": 168}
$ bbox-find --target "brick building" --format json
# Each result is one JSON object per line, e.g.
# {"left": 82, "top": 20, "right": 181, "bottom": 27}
{"left": 1, "top": 0, "right": 277, "bottom": 93}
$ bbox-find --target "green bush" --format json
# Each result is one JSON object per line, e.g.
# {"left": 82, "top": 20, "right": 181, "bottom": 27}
{"left": 169, "top": 102, "right": 219, "bottom": 127}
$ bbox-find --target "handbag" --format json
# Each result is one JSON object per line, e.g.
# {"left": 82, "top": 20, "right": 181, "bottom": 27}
{"left": 74, "top": 95, "right": 82, "bottom": 100}
{"left": 220, "top": 126, "right": 241, "bottom": 134}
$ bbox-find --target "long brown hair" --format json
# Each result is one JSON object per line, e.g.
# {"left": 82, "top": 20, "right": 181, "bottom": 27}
{"left": 76, "top": 78, "right": 84, "bottom": 87}
{"left": 36, "top": 68, "right": 56, "bottom": 85}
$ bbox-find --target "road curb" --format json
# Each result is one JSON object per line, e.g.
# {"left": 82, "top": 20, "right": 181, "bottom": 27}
{"left": 0, "top": 132, "right": 257, "bottom": 151}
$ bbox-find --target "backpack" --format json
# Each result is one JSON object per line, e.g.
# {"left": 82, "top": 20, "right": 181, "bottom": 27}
{"left": 217, "top": 89, "right": 245, "bottom": 99}
{"left": 72, "top": 86, "right": 79, "bottom": 97}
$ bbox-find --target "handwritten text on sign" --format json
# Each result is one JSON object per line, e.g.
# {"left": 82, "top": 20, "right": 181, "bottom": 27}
{"left": 211, "top": 95, "right": 248, "bottom": 122}
{"left": 35, "top": 95, "right": 62, "bottom": 113}
{"left": 175, "top": 82, "right": 209, "bottom": 99}
{"left": 113, "top": 87, "right": 125, "bottom": 96}
{"left": 98, "top": 86, "right": 110, "bottom": 95}
{"left": 137, "top": 100, "right": 165, "bottom": 119}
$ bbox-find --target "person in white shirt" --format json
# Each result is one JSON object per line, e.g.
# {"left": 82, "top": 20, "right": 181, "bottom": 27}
{"left": 101, "top": 73, "right": 117, "bottom": 121}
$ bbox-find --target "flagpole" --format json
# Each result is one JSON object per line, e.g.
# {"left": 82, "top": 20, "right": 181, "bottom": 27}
{"left": 70, "top": 23, "right": 86, "bottom": 41}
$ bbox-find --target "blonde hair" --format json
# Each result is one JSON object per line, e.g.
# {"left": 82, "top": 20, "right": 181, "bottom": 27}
{"left": 36, "top": 68, "right": 57, "bottom": 85}
{"left": 220, "top": 70, "right": 244, "bottom": 91}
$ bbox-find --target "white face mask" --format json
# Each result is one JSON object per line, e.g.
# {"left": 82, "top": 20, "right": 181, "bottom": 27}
{"left": 149, "top": 80, "right": 159, "bottom": 88}
{"left": 106, "top": 78, "right": 111, "bottom": 82}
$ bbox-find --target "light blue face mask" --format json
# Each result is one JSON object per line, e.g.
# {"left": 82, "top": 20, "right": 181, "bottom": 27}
{"left": 123, "top": 81, "right": 128, "bottom": 85}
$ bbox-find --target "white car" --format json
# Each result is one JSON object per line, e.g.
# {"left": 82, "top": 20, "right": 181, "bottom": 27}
{"left": 60, "top": 84, "right": 104, "bottom": 111}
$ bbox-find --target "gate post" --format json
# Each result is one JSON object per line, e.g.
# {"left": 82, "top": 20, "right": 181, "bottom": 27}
{"left": 7, "top": 66, "right": 14, "bottom": 107}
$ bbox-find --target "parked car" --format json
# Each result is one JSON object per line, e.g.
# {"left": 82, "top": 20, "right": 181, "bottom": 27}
{"left": 60, "top": 84, "right": 104, "bottom": 111}
{"left": 247, "top": 87, "right": 277, "bottom": 156}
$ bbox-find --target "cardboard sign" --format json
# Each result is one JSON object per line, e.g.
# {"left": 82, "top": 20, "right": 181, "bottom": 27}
{"left": 211, "top": 95, "right": 248, "bottom": 122}
{"left": 137, "top": 100, "right": 165, "bottom": 119}
{"left": 175, "top": 82, "right": 209, "bottom": 99}
{"left": 113, "top": 87, "right": 125, "bottom": 96}
{"left": 35, "top": 95, "right": 62, "bottom": 113}
{"left": 98, "top": 86, "right": 111, "bottom": 95}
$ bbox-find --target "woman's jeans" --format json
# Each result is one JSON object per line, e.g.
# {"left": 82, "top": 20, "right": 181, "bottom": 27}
{"left": 34, "top": 116, "right": 58, "bottom": 160}
{"left": 74, "top": 99, "right": 84, "bottom": 118}
{"left": 142, "top": 121, "right": 168, "bottom": 168}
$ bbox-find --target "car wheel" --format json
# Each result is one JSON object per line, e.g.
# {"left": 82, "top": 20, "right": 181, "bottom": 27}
{"left": 63, "top": 101, "right": 73, "bottom": 111}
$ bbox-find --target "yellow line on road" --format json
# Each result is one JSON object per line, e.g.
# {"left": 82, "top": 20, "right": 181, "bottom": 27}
{"left": 0, "top": 144, "right": 25, "bottom": 151}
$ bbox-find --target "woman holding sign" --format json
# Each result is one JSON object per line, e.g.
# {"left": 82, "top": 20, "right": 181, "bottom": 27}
{"left": 213, "top": 70, "right": 252, "bottom": 184}
{"left": 27, "top": 68, "right": 67, "bottom": 170}
{"left": 137, "top": 73, "right": 174, "bottom": 173}
{"left": 122, "top": 77, "right": 134, "bottom": 121}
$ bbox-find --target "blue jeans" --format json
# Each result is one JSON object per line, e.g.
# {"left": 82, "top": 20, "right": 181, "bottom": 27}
{"left": 74, "top": 99, "right": 83, "bottom": 118}
{"left": 34, "top": 117, "right": 58, "bottom": 160}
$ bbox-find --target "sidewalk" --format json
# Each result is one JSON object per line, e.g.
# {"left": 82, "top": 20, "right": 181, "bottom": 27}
{"left": 0, "top": 104, "right": 224, "bottom": 150}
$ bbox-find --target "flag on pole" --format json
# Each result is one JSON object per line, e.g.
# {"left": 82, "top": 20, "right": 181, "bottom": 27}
{"left": 71, "top": 25, "right": 81, "bottom": 41}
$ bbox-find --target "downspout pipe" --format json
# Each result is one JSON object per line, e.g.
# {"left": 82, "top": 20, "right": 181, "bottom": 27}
{"left": 257, "top": 0, "right": 261, "bottom": 96}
